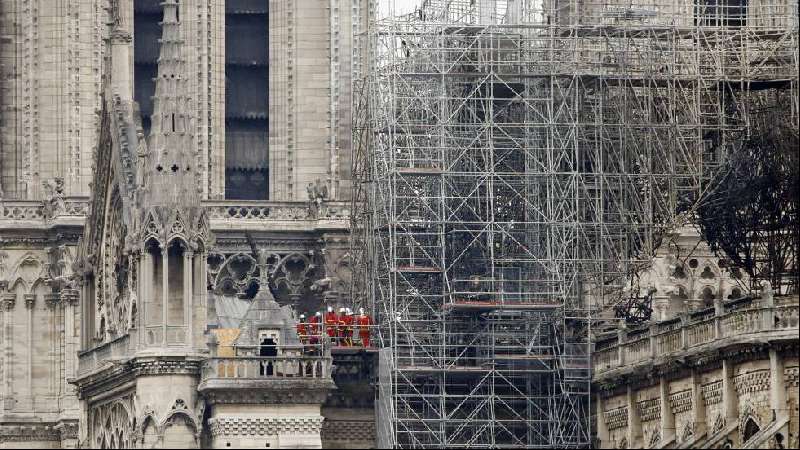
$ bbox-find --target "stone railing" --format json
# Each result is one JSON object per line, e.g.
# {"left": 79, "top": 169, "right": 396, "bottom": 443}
{"left": 201, "top": 355, "right": 332, "bottom": 381}
{"left": 0, "top": 198, "right": 89, "bottom": 222}
{"left": 594, "top": 296, "right": 800, "bottom": 376}
{"left": 203, "top": 200, "right": 351, "bottom": 222}
{"left": 77, "top": 332, "right": 136, "bottom": 376}
{"left": 0, "top": 199, "right": 351, "bottom": 224}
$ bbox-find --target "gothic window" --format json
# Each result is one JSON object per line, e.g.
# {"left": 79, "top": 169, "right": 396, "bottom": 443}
{"left": 225, "top": 0, "right": 269, "bottom": 200}
{"left": 167, "top": 240, "right": 185, "bottom": 326}
{"left": 742, "top": 417, "right": 760, "bottom": 443}
{"left": 701, "top": 287, "right": 715, "bottom": 307}
{"left": 146, "top": 240, "right": 164, "bottom": 329}
{"left": 700, "top": 266, "right": 716, "bottom": 279}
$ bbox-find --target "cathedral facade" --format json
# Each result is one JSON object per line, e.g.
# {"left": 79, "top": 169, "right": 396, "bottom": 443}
{"left": 0, "top": 0, "right": 372, "bottom": 448}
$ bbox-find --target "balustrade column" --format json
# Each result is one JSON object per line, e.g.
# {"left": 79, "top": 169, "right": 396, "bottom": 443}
{"left": 184, "top": 250, "right": 193, "bottom": 349}
{"left": 680, "top": 314, "right": 688, "bottom": 350}
{"left": 617, "top": 328, "right": 626, "bottom": 367}
{"left": 649, "top": 323, "right": 657, "bottom": 358}
{"left": 713, "top": 298, "right": 724, "bottom": 339}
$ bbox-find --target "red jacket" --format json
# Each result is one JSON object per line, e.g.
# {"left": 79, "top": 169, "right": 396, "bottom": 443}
{"left": 324, "top": 311, "right": 339, "bottom": 337}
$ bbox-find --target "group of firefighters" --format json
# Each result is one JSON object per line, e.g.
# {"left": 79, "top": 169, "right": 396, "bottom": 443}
{"left": 296, "top": 306, "right": 372, "bottom": 348}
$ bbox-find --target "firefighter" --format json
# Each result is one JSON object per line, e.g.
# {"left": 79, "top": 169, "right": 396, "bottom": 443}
{"left": 341, "top": 308, "right": 355, "bottom": 346}
{"left": 308, "top": 311, "right": 322, "bottom": 346}
{"left": 297, "top": 314, "right": 308, "bottom": 344}
{"left": 357, "top": 307, "right": 372, "bottom": 347}
{"left": 324, "top": 306, "right": 339, "bottom": 344}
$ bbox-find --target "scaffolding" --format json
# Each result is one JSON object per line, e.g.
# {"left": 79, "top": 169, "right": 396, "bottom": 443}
{"left": 352, "top": 0, "right": 799, "bottom": 447}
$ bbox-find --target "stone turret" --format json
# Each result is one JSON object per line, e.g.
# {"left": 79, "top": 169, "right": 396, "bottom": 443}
{"left": 134, "top": 0, "right": 209, "bottom": 351}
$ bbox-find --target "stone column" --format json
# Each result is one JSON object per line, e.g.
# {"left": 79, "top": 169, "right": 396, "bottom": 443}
{"left": 690, "top": 370, "right": 706, "bottom": 439}
{"left": 1, "top": 291, "right": 14, "bottom": 412}
{"left": 45, "top": 293, "right": 59, "bottom": 397}
{"left": 627, "top": 386, "right": 643, "bottom": 448}
{"left": 24, "top": 293, "right": 36, "bottom": 411}
{"left": 769, "top": 349, "right": 788, "bottom": 420}
{"left": 596, "top": 394, "right": 611, "bottom": 448}
{"left": 141, "top": 250, "right": 152, "bottom": 347}
{"left": 163, "top": 245, "right": 169, "bottom": 345}
{"left": 61, "top": 288, "right": 80, "bottom": 407}
{"left": 184, "top": 250, "right": 193, "bottom": 349}
{"left": 721, "top": 359, "right": 738, "bottom": 426}
{"left": 660, "top": 376, "right": 676, "bottom": 442}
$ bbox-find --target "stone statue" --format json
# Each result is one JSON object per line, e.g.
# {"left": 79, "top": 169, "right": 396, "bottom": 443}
{"left": 42, "top": 177, "right": 67, "bottom": 220}
{"left": 307, "top": 179, "right": 329, "bottom": 219}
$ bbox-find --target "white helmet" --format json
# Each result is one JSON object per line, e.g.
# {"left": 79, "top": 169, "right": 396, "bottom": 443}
{"left": 339, "top": 307, "right": 346, "bottom": 313}
{"left": 346, "top": 308, "right": 353, "bottom": 315}
{"left": 327, "top": 306, "right": 333, "bottom": 313}
{"left": 359, "top": 307, "right": 365, "bottom": 315}
{"left": 300, "top": 314, "right": 306, "bottom": 319}
{"left": 315, "top": 311, "right": 322, "bottom": 317}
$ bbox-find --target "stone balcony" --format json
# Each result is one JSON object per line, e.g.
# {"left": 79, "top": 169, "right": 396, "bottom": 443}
{"left": 593, "top": 296, "right": 799, "bottom": 382}
{"left": 198, "top": 355, "right": 335, "bottom": 405}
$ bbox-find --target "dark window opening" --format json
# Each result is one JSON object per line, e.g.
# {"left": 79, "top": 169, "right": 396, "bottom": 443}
{"left": 225, "top": 1, "right": 269, "bottom": 200}
{"left": 225, "top": 168, "right": 268, "bottom": 200}
{"left": 694, "top": 0, "right": 747, "bottom": 28}
{"left": 134, "top": 0, "right": 163, "bottom": 136}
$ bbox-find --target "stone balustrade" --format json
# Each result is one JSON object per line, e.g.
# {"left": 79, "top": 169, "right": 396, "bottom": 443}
{"left": 77, "top": 332, "right": 136, "bottom": 376}
{"left": 204, "top": 200, "right": 351, "bottom": 222}
{"left": 201, "top": 355, "right": 332, "bottom": 381}
{"left": 594, "top": 297, "right": 800, "bottom": 376}
{"left": 0, "top": 198, "right": 89, "bottom": 221}
{"left": 0, "top": 199, "right": 351, "bottom": 224}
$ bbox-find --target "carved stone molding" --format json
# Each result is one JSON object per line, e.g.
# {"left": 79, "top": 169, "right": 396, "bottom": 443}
{"left": 604, "top": 406, "right": 628, "bottom": 431}
{"left": 200, "top": 379, "right": 334, "bottom": 406}
{"left": 668, "top": 389, "right": 692, "bottom": 414}
{"left": 0, "top": 424, "right": 61, "bottom": 444}
{"left": 733, "top": 369, "right": 771, "bottom": 394}
{"left": 700, "top": 380, "right": 723, "bottom": 406}
{"left": 2, "top": 293, "right": 15, "bottom": 311}
{"left": 208, "top": 417, "right": 324, "bottom": 437}
{"left": 321, "top": 419, "right": 375, "bottom": 443}
{"left": 637, "top": 398, "right": 660, "bottom": 422}
{"left": 24, "top": 293, "right": 36, "bottom": 309}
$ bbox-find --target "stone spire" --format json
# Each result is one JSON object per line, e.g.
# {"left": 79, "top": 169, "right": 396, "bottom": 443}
{"left": 144, "top": 0, "right": 197, "bottom": 207}
{"left": 136, "top": 0, "right": 208, "bottom": 248}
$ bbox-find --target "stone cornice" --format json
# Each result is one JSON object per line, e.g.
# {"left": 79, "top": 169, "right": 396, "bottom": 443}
{"left": 199, "top": 379, "right": 335, "bottom": 405}
{"left": 72, "top": 355, "right": 202, "bottom": 400}
{"left": 0, "top": 424, "right": 61, "bottom": 443}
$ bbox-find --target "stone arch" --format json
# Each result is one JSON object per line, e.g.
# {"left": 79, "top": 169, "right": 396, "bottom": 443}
{"left": 161, "top": 402, "right": 198, "bottom": 449}
{"left": 741, "top": 415, "right": 760, "bottom": 444}
{"left": 649, "top": 430, "right": 661, "bottom": 447}
{"left": 141, "top": 416, "right": 160, "bottom": 448}
{"left": 8, "top": 252, "right": 47, "bottom": 293}
{"left": 680, "top": 422, "right": 693, "bottom": 443}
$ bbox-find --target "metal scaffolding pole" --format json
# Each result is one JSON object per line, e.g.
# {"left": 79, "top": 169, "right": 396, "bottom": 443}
{"left": 352, "top": 0, "right": 799, "bottom": 447}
